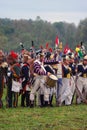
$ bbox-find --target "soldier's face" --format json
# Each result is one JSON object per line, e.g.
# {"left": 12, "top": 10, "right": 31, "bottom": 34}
{"left": 69, "top": 58, "right": 74, "bottom": 63}
{"left": 40, "top": 56, "right": 44, "bottom": 62}
{"left": 23, "top": 56, "right": 28, "bottom": 62}
{"left": 66, "top": 60, "right": 70, "bottom": 65}
{"left": 83, "top": 60, "right": 87, "bottom": 65}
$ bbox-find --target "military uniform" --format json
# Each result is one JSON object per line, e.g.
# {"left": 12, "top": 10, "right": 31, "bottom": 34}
{"left": 57, "top": 55, "right": 72, "bottom": 106}
{"left": 21, "top": 62, "right": 30, "bottom": 107}
{"left": 7, "top": 51, "right": 21, "bottom": 108}
{"left": 0, "top": 50, "right": 8, "bottom": 108}
{"left": 68, "top": 53, "right": 77, "bottom": 104}
{"left": 76, "top": 55, "right": 87, "bottom": 104}
{"left": 30, "top": 53, "right": 51, "bottom": 107}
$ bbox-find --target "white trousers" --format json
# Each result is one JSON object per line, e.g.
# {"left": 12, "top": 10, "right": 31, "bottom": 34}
{"left": 76, "top": 76, "right": 87, "bottom": 104}
{"left": 30, "top": 76, "right": 50, "bottom": 102}
{"left": 68, "top": 76, "right": 76, "bottom": 104}
{"left": 59, "top": 78, "right": 72, "bottom": 105}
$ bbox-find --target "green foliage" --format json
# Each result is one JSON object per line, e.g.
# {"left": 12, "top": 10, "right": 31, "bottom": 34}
{"left": 76, "top": 18, "right": 87, "bottom": 49}
{"left": 53, "top": 22, "right": 77, "bottom": 49}
{"left": 0, "top": 17, "right": 87, "bottom": 51}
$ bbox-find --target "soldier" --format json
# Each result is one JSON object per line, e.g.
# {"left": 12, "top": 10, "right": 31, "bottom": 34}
{"left": 68, "top": 53, "right": 77, "bottom": 104}
{"left": 30, "top": 53, "right": 51, "bottom": 107}
{"left": 76, "top": 55, "right": 87, "bottom": 104}
{"left": 57, "top": 55, "right": 72, "bottom": 106}
{"left": 21, "top": 53, "right": 31, "bottom": 107}
{"left": 7, "top": 51, "right": 21, "bottom": 108}
{"left": 44, "top": 52, "right": 58, "bottom": 107}
{"left": 0, "top": 50, "right": 8, "bottom": 108}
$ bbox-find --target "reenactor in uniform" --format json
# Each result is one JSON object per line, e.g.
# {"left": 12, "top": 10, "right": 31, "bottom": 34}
{"left": 30, "top": 53, "right": 51, "bottom": 107}
{"left": 68, "top": 53, "right": 77, "bottom": 104}
{"left": 44, "top": 53, "right": 57, "bottom": 107}
{"left": 57, "top": 55, "right": 72, "bottom": 106}
{"left": 6, "top": 51, "right": 21, "bottom": 108}
{"left": 76, "top": 55, "right": 87, "bottom": 104}
{"left": 0, "top": 50, "right": 8, "bottom": 108}
{"left": 21, "top": 53, "right": 31, "bottom": 107}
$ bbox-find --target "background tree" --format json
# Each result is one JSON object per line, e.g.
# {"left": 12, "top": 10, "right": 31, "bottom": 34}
{"left": 0, "top": 17, "right": 87, "bottom": 52}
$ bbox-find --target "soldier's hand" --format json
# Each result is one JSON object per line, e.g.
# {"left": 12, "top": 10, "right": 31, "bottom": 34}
{"left": 47, "top": 72, "right": 51, "bottom": 76}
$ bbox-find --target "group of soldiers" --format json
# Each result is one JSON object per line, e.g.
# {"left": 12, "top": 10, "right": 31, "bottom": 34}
{"left": 0, "top": 46, "right": 87, "bottom": 108}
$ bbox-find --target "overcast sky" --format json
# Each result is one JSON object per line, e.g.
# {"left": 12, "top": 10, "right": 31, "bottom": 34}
{"left": 0, "top": 0, "right": 87, "bottom": 26}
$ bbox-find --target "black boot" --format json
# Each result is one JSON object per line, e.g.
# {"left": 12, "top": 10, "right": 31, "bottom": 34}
{"left": 21, "top": 93, "right": 25, "bottom": 107}
{"left": 44, "top": 101, "right": 49, "bottom": 107}
{"left": 30, "top": 101, "right": 34, "bottom": 108}
{"left": 49, "top": 95, "right": 53, "bottom": 107}
{"left": 40, "top": 95, "right": 44, "bottom": 107}
{"left": 26, "top": 91, "right": 30, "bottom": 107}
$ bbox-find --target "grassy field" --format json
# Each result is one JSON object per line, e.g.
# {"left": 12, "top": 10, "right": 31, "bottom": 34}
{"left": 0, "top": 88, "right": 87, "bottom": 130}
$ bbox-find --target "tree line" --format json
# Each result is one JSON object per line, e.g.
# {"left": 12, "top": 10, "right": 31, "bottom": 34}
{"left": 0, "top": 16, "right": 87, "bottom": 52}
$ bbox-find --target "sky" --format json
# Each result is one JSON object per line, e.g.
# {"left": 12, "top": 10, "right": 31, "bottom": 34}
{"left": 0, "top": 0, "right": 87, "bottom": 26}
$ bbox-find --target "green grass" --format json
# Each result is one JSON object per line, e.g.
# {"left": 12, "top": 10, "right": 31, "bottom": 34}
{"left": 0, "top": 88, "right": 87, "bottom": 130}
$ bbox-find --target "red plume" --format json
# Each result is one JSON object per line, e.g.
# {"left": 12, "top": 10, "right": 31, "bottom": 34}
{"left": 49, "top": 48, "right": 53, "bottom": 52}
{"left": 40, "top": 45, "right": 43, "bottom": 49}
{"left": 10, "top": 51, "right": 18, "bottom": 59}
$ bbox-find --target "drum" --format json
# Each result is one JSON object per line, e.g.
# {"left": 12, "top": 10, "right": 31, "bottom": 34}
{"left": 46, "top": 74, "right": 58, "bottom": 87}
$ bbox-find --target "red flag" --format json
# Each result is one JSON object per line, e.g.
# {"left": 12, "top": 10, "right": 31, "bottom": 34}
{"left": 46, "top": 42, "right": 49, "bottom": 49}
{"left": 55, "top": 36, "right": 59, "bottom": 48}
{"left": 63, "top": 44, "right": 71, "bottom": 54}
